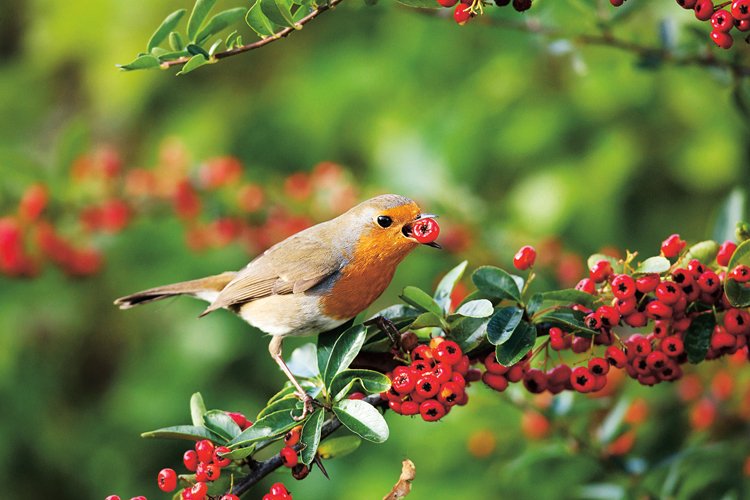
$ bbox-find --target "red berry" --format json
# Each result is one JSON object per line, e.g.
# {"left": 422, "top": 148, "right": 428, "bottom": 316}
{"left": 711, "top": 328, "right": 736, "bottom": 350}
{"left": 292, "top": 462, "right": 311, "bottom": 480}
{"left": 484, "top": 352, "right": 509, "bottom": 374}
{"left": 221, "top": 495, "right": 241, "bottom": 500}
{"left": 624, "top": 312, "right": 647, "bottom": 327}
{"left": 646, "top": 300, "right": 673, "bottom": 320}
{"left": 183, "top": 449, "right": 199, "bottom": 471}
{"left": 656, "top": 281, "right": 683, "bottom": 305}
{"left": 615, "top": 296, "right": 637, "bottom": 316}
{"left": 158, "top": 468, "right": 178, "bottom": 492}
{"left": 717, "top": 241, "right": 737, "bottom": 266}
{"left": 729, "top": 264, "right": 750, "bottom": 282}
{"left": 646, "top": 351, "right": 668, "bottom": 371}
{"left": 280, "top": 446, "right": 299, "bottom": 468}
{"left": 695, "top": 0, "right": 715, "bottom": 21}
{"left": 196, "top": 461, "right": 210, "bottom": 482}
{"left": 419, "top": 399, "right": 447, "bottom": 421}
{"left": 438, "top": 381, "right": 464, "bottom": 406}
{"left": 18, "top": 184, "right": 48, "bottom": 221}
{"left": 588, "top": 357, "right": 610, "bottom": 376}
{"left": 437, "top": 0, "right": 459, "bottom": 6}
{"left": 678, "top": 0, "right": 698, "bottom": 8}
{"left": 204, "top": 463, "right": 221, "bottom": 481}
{"left": 391, "top": 366, "right": 417, "bottom": 394}
{"left": 570, "top": 366, "right": 596, "bottom": 393}
{"left": 434, "top": 340, "right": 462, "bottom": 365}
{"left": 105, "top": 496, "right": 121, "bottom": 500}
{"left": 523, "top": 369, "right": 548, "bottom": 394}
{"left": 432, "top": 362, "right": 453, "bottom": 384}
{"left": 411, "top": 218, "right": 440, "bottom": 244}
{"left": 190, "top": 482, "right": 208, "bottom": 499}
{"left": 549, "top": 327, "right": 567, "bottom": 350}
{"left": 506, "top": 363, "right": 525, "bottom": 382}
{"left": 711, "top": 9, "right": 736, "bottom": 31}
{"left": 597, "top": 305, "right": 621, "bottom": 328}
{"left": 415, "top": 373, "right": 440, "bottom": 399}
{"left": 213, "top": 446, "right": 232, "bottom": 468}
{"left": 697, "top": 271, "right": 720, "bottom": 294}
{"left": 547, "top": 364, "right": 572, "bottom": 387}
{"left": 732, "top": 0, "right": 750, "bottom": 20}
{"left": 411, "top": 344, "right": 433, "bottom": 361}
{"left": 584, "top": 312, "right": 603, "bottom": 330}
{"left": 195, "top": 439, "right": 215, "bottom": 463}
{"left": 605, "top": 346, "right": 628, "bottom": 368}
{"left": 270, "top": 483, "right": 289, "bottom": 496}
{"left": 590, "top": 260, "right": 613, "bottom": 283}
{"left": 636, "top": 273, "right": 660, "bottom": 293}
{"left": 227, "top": 411, "right": 248, "bottom": 429}
{"left": 661, "top": 234, "right": 686, "bottom": 258}
{"left": 482, "top": 371, "right": 509, "bottom": 392}
{"left": 349, "top": 391, "right": 366, "bottom": 400}
{"left": 724, "top": 308, "right": 750, "bottom": 335}
{"left": 284, "top": 426, "right": 302, "bottom": 447}
{"left": 611, "top": 274, "right": 636, "bottom": 299}
{"left": 571, "top": 335, "right": 592, "bottom": 353}
{"left": 454, "top": 2, "right": 472, "bottom": 25}
{"left": 660, "top": 336, "right": 684, "bottom": 357}
{"left": 576, "top": 278, "right": 596, "bottom": 294}
{"left": 610, "top": 0, "right": 625, "bottom": 5}
{"left": 513, "top": 245, "right": 537, "bottom": 270}
{"left": 400, "top": 400, "right": 419, "bottom": 415}
{"left": 710, "top": 29, "right": 734, "bottom": 48}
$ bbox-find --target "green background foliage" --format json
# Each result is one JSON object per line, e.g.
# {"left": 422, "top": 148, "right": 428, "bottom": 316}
{"left": 1, "top": 0, "right": 749, "bottom": 498}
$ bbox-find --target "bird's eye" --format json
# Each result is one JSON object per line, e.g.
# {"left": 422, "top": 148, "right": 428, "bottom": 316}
{"left": 377, "top": 215, "right": 392, "bottom": 228}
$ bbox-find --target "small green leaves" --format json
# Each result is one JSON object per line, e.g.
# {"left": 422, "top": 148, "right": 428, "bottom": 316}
{"left": 261, "top": 0, "right": 298, "bottom": 28}
{"left": 725, "top": 239, "right": 750, "bottom": 307}
{"left": 433, "top": 260, "right": 468, "bottom": 313}
{"left": 400, "top": 286, "right": 444, "bottom": 317}
{"left": 187, "top": 0, "right": 218, "bottom": 41}
{"left": 682, "top": 240, "right": 719, "bottom": 265}
{"left": 317, "top": 436, "right": 362, "bottom": 460}
{"left": 229, "top": 409, "right": 298, "bottom": 448}
{"left": 526, "top": 289, "right": 598, "bottom": 316}
{"left": 685, "top": 313, "right": 716, "bottom": 364}
{"left": 587, "top": 254, "right": 621, "bottom": 274}
{"left": 246, "top": 0, "right": 278, "bottom": 37}
{"left": 195, "top": 7, "right": 248, "bottom": 45}
{"left": 190, "top": 392, "right": 207, "bottom": 427}
{"left": 322, "top": 325, "right": 367, "bottom": 388}
{"left": 329, "top": 369, "right": 391, "bottom": 402}
{"left": 471, "top": 266, "right": 521, "bottom": 303}
{"left": 117, "top": 55, "right": 161, "bottom": 71}
{"left": 147, "top": 9, "right": 187, "bottom": 52}
{"left": 533, "top": 308, "right": 598, "bottom": 336}
{"left": 454, "top": 299, "right": 494, "bottom": 318}
{"left": 633, "top": 256, "right": 671, "bottom": 275}
{"left": 332, "top": 399, "right": 389, "bottom": 443}
{"left": 141, "top": 425, "right": 216, "bottom": 442}
{"left": 300, "top": 409, "right": 324, "bottom": 465}
{"left": 394, "top": 0, "right": 441, "bottom": 7}
{"left": 487, "top": 307, "right": 524, "bottom": 345}
{"left": 177, "top": 54, "right": 209, "bottom": 75}
{"left": 496, "top": 321, "right": 536, "bottom": 365}
{"left": 203, "top": 410, "right": 242, "bottom": 441}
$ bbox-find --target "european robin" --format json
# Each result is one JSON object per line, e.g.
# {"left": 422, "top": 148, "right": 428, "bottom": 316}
{"left": 115, "top": 194, "right": 440, "bottom": 418}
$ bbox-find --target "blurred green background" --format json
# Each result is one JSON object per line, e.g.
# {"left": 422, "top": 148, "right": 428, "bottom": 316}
{"left": 1, "top": 0, "right": 749, "bottom": 499}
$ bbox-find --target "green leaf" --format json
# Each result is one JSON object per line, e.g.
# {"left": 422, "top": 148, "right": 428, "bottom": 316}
{"left": 177, "top": 54, "right": 209, "bottom": 75}
{"left": 454, "top": 299, "right": 494, "bottom": 318}
{"left": 726, "top": 239, "right": 750, "bottom": 307}
{"left": 587, "top": 254, "right": 621, "bottom": 274}
{"left": 433, "top": 261, "right": 468, "bottom": 313}
{"left": 169, "top": 31, "right": 185, "bottom": 51}
{"left": 685, "top": 313, "right": 716, "bottom": 363}
{"left": 495, "top": 321, "right": 536, "bottom": 365}
{"left": 186, "top": 44, "right": 210, "bottom": 57}
{"left": 712, "top": 188, "right": 746, "bottom": 243}
{"left": 195, "top": 7, "right": 247, "bottom": 44}
{"left": 471, "top": 266, "right": 521, "bottom": 303}
{"left": 203, "top": 410, "right": 242, "bottom": 441}
{"left": 229, "top": 410, "right": 298, "bottom": 447}
{"left": 147, "top": 9, "right": 187, "bottom": 51}
{"left": 323, "top": 325, "right": 367, "bottom": 388}
{"left": 141, "top": 425, "right": 216, "bottom": 442}
{"left": 533, "top": 308, "right": 598, "bottom": 336}
{"left": 486, "top": 306, "right": 524, "bottom": 345}
{"left": 287, "top": 342, "right": 320, "bottom": 378}
{"left": 682, "top": 240, "right": 720, "bottom": 265}
{"left": 187, "top": 0, "right": 218, "bottom": 41}
{"left": 332, "top": 399, "right": 389, "bottom": 443}
{"left": 258, "top": 395, "right": 299, "bottom": 419}
{"left": 190, "top": 392, "right": 207, "bottom": 427}
{"left": 394, "top": 0, "right": 440, "bottom": 7}
{"left": 246, "top": 0, "right": 278, "bottom": 38}
{"left": 225, "top": 30, "right": 240, "bottom": 48}
{"left": 450, "top": 316, "right": 489, "bottom": 352}
{"left": 300, "top": 409, "right": 324, "bottom": 465}
{"left": 633, "top": 256, "right": 671, "bottom": 275}
{"left": 408, "top": 312, "right": 445, "bottom": 329}
{"left": 317, "top": 436, "right": 362, "bottom": 459}
{"left": 218, "top": 445, "right": 256, "bottom": 461}
{"left": 370, "top": 304, "right": 420, "bottom": 325}
{"left": 526, "top": 289, "right": 598, "bottom": 316}
{"left": 261, "top": 0, "right": 298, "bottom": 28}
{"left": 399, "top": 286, "right": 444, "bottom": 317}
{"left": 117, "top": 54, "right": 160, "bottom": 71}
{"left": 329, "top": 369, "right": 391, "bottom": 402}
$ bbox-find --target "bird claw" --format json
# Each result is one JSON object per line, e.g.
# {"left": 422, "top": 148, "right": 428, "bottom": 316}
{"left": 293, "top": 392, "right": 315, "bottom": 421}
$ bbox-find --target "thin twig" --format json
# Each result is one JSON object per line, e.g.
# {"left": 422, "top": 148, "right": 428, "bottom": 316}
{"left": 161, "top": 0, "right": 346, "bottom": 69}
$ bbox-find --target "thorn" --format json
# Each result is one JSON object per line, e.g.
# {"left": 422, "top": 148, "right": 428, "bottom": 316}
{"left": 313, "top": 454, "right": 330, "bottom": 479}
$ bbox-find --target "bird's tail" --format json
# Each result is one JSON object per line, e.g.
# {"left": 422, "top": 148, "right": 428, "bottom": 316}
{"left": 113, "top": 272, "right": 237, "bottom": 310}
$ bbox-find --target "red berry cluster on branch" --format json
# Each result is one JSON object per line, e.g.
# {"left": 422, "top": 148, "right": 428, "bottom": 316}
{"left": 263, "top": 482, "right": 293, "bottom": 500}
{"left": 383, "top": 338, "right": 480, "bottom": 421}
{"left": 277, "top": 426, "right": 311, "bottom": 480}
{"left": 436, "top": 0, "right": 532, "bottom": 26}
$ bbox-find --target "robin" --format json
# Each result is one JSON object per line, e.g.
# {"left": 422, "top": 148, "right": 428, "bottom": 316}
{"left": 114, "top": 194, "right": 440, "bottom": 419}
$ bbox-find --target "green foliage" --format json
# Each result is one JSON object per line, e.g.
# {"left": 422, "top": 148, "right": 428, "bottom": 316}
{"left": 726, "top": 239, "right": 750, "bottom": 307}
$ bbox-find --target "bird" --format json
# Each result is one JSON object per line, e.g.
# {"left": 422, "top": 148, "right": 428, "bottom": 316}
{"left": 114, "top": 194, "right": 440, "bottom": 419}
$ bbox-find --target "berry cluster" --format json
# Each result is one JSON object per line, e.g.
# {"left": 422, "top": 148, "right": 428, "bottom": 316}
{"left": 436, "top": 0, "right": 532, "bottom": 26}
{"left": 610, "top": 0, "right": 750, "bottom": 49}
{"left": 262, "top": 482, "right": 293, "bottom": 500}
{"left": 278, "top": 426, "right": 311, "bottom": 480}
{"left": 483, "top": 235, "right": 750, "bottom": 398}
{"left": 173, "top": 438, "right": 235, "bottom": 499}
{"left": 382, "top": 338, "right": 479, "bottom": 421}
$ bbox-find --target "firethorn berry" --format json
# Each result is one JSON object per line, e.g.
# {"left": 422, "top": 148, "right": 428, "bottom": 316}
{"left": 292, "top": 463, "right": 311, "bottom": 481}
{"left": 571, "top": 335, "right": 592, "bottom": 353}
{"left": 105, "top": 496, "right": 121, "bottom": 500}
{"left": 656, "top": 282, "right": 682, "bottom": 305}
{"left": 610, "top": 0, "right": 625, "bottom": 6}
{"left": 678, "top": 0, "right": 698, "bottom": 8}
{"left": 710, "top": 30, "right": 734, "bottom": 48}
{"left": 420, "top": 399, "right": 447, "bottom": 421}
{"left": 195, "top": 439, "right": 215, "bottom": 463}
{"left": 589, "top": 260, "right": 613, "bottom": 283}
{"left": 411, "top": 344, "right": 433, "bottom": 361}
{"left": 732, "top": 0, "right": 750, "bottom": 19}
{"left": 221, "top": 495, "right": 241, "bottom": 500}
{"left": 597, "top": 305, "right": 621, "bottom": 327}
{"left": 694, "top": 0, "right": 715, "bottom": 21}
{"left": 391, "top": 366, "right": 417, "bottom": 394}
{"left": 584, "top": 312, "right": 603, "bottom": 330}
{"left": 570, "top": 366, "right": 596, "bottom": 393}
{"left": 432, "top": 363, "right": 453, "bottom": 384}
{"left": 729, "top": 264, "right": 750, "bottom": 282}
{"left": 661, "top": 336, "right": 684, "bottom": 357}
{"left": 482, "top": 371, "right": 509, "bottom": 392}
{"left": 204, "top": 463, "right": 221, "bottom": 481}
{"left": 436, "top": 0, "right": 458, "bottom": 6}
{"left": 611, "top": 274, "right": 636, "bottom": 299}
{"left": 270, "top": 483, "right": 290, "bottom": 496}
{"left": 549, "top": 327, "right": 566, "bottom": 350}
{"left": 454, "top": 2, "right": 472, "bottom": 25}
{"left": 227, "top": 411, "right": 248, "bottom": 429}
{"left": 434, "top": 340, "right": 462, "bottom": 365}
{"left": 661, "top": 234, "right": 686, "bottom": 258}
{"left": 547, "top": 364, "right": 572, "bottom": 386}
{"left": 183, "top": 449, "right": 199, "bottom": 471}
{"left": 724, "top": 309, "right": 750, "bottom": 335}
{"left": 588, "top": 357, "right": 610, "bottom": 376}
{"left": 513, "top": 245, "right": 537, "bottom": 270}
{"left": 484, "top": 352, "right": 509, "bottom": 374}
{"left": 624, "top": 312, "right": 647, "bottom": 327}
{"left": 158, "top": 468, "right": 178, "bottom": 492}
{"left": 513, "top": 0, "right": 532, "bottom": 11}
{"left": 646, "top": 351, "right": 668, "bottom": 371}
{"left": 400, "top": 400, "right": 419, "bottom": 415}
{"left": 191, "top": 482, "right": 209, "bottom": 498}
{"left": 213, "top": 446, "right": 232, "bottom": 467}
{"left": 438, "top": 381, "right": 464, "bottom": 406}
{"left": 636, "top": 273, "right": 660, "bottom": 293}
{"left": 415, "top": 373, "right": 441, "bottom": 399}
{"left": 575, "top": 278, "right": 596, "bottom": 294}
{"left": 605, "top": 345, "right": 628, "bottom": 368}
{"left": 412, "top": 218, "right": 440, "bottom": 244}
{"left": 285, "top": 426, "right": 302, "bottom": 447}
{"left": 523, "top": 369, "right": 548, "bottom": 394}
{"left": 196, "top": 461, "right": 210, "bottom": 482}
{"left": 711, "top": 9, "right": 736, "bottom": 31}
{"left": 615, "top": 296, "right": 637, "bottom": 316}
{"left": 717, "top": 241, "right": 738, "bottom": 266}
{"left": 646, "top": 300, "right": 673, "bottom": 320}
{"left": 280, "top": 446, "right": 299, "bottom": 468}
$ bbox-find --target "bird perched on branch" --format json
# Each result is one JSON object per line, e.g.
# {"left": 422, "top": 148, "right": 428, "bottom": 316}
{"left": 114, "top": 194, "right": 440, "bottom": 419}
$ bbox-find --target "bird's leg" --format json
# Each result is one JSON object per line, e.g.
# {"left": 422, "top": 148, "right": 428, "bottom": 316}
{"left": 268, "top": 336, "right": 314, "bottom": 421}
{"left": 364, "top": 316, "right": 401, "bottom": 348}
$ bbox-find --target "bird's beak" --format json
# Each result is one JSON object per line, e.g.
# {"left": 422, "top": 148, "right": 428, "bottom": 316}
{"left": 418, "top": 214, "right": 438, "bottom": 219}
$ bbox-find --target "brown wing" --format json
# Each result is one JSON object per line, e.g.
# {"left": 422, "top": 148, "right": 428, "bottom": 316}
{"left": 200, "top": 227, "right": 346, "bottom": 315}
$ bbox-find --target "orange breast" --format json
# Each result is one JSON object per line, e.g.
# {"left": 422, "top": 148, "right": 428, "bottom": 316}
{"left": 321, "top": 232, "right": 416, "bottom": 320}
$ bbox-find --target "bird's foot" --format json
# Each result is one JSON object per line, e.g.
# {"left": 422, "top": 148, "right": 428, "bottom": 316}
{"left": 293, "top": 392, "right": 315, "bottom": 421}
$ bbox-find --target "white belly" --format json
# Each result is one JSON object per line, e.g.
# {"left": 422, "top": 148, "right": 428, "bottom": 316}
{"left": 237, "top": 294, "right": 348, "bottom": 337}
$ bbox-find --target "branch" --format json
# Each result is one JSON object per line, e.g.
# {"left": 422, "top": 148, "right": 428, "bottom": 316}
{"left": 161, "top": 0, "right": 346, "bottom": 69}
{"left": 231, "top": 394, "right": 385, "bottom": 497}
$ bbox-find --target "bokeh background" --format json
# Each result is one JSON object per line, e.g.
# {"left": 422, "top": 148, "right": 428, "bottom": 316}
{"left": 1, "top": 0, "right": 749, "bottom": 498}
